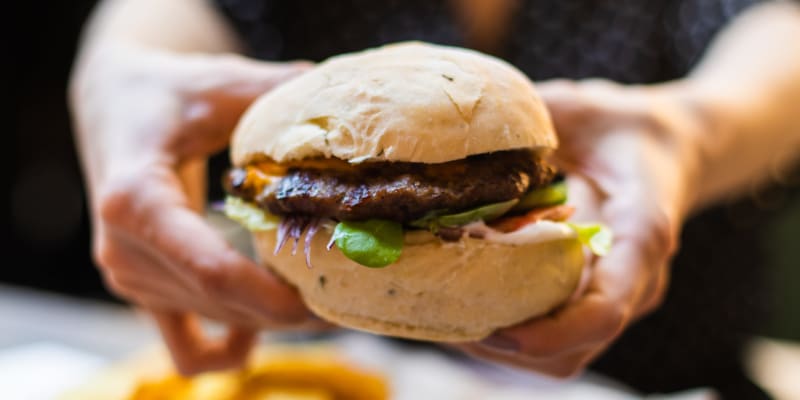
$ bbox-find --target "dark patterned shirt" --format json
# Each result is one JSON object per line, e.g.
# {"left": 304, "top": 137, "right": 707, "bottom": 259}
{"left": 214, "top": 0, "right": 761, "bottom": 80}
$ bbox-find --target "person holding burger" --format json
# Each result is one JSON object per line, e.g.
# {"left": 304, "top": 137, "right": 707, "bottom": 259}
{"left": 68, "top": 0, "right": 800, "bottom": 397}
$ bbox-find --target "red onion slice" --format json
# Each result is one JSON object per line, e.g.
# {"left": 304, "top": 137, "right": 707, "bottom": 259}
{"left": 304, "top": 218, "right": 320, "bottom": 268}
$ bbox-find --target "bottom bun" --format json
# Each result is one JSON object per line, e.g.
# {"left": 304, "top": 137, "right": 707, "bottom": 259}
{"left": 252, "top": 229, "right": 584, "bottom": 342}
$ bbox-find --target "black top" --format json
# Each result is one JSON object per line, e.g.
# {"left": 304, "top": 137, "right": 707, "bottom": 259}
{"left": 214, "top": 0, "right": 760, "bottom": 81}
{"left": 210, "top": 1, "right": 784, "bottom": 398}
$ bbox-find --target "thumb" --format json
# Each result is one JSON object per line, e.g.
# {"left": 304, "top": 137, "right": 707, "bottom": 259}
{"left": 186, "top": 55, "right": 314, "bottom": 101}
{"left": 168, "top": 56, "right": 313, "bottom": 158}
{"left": 535, "top": 79, "right": 583, "bottom": 120}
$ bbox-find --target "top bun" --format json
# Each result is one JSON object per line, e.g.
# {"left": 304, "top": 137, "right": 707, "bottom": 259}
{"left": 231, "top": 41, "right": 556, "bottom": 165}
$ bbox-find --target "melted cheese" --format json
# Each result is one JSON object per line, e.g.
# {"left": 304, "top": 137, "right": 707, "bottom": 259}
{"left": 252, "top": 157, "right": 471, "bottom": 176}
{"left": 240, "top": 167, "right": 283, "bottom": 194}
{"left": 253, "top": 158, "right": 355, "bottom": 174}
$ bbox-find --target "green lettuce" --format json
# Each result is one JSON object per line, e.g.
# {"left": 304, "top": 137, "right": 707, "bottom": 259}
{"left": 410, "top": 199, "right": 518, "bottom": 230}
{"left": 332, "top": 220, "right": 404, "bottom": 268}
{"left": 223, "top": 196, "right": 280, "bottom": 231}
{"left": 567, "top": 223, "right": 613, "bottom": 256}
{"left": 514, "top": 181, "right": 568, "bottom": 211}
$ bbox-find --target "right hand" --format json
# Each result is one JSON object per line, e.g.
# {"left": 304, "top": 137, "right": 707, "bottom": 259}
{"left": 455, "top": 79, "right": 700, "bottom": 377}
{"left": 69, "top": 46, "right": 322, "bottom": 374}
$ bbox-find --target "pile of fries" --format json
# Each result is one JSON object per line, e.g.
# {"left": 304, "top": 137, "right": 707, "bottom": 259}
{"left": 62, "top": 344, "right": 389, "bottom": 400}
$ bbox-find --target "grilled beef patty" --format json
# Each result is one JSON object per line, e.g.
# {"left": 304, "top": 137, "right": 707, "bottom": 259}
{"left": 224, "top": 150, "right": 555, "bottom": 223}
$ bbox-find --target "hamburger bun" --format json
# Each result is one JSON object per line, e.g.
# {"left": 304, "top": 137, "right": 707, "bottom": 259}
{"left": 230, "top": 41, "right": 584, "bottom": 342}
{"left": 254, "top": 229, "right": 583, "bottom": 341}
{"left": 231, "top": 41, "right": 557, "bottom": 165}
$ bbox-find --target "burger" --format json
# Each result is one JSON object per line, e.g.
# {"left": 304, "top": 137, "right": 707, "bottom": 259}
{"left": 222, "top": 42, "right": 610, "bottom": 342}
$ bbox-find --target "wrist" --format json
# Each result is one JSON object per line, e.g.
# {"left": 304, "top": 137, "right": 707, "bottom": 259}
{"left": 631, "top": 81, "right": 710, "bottom": 220}
{"left": 655, "top": 77, "right": 794, "bottom": 212}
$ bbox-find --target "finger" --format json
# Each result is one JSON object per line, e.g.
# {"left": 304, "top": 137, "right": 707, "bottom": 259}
{"left": 570, "top": 134, "right": 678, "bottom": 307}
{"left": 138, "top": 186, "right": 309, "bottom": 324}
{"left": 537, "top": 79, "right": 643, "bottom": 131}
{"left": 636, "top": 260, "right": 671, "bottom": 316}
{"left": 106, "top": 268, "right": 260, "bottom": 327}
{"left": 94, "top": 228, "right": 198, "bottom": 298}
{"left": 482, "top": 290, "right": 626, "bottom": 359}
{"left": 564, "top": 174, "right": 604, "bottom": 227}
{"left": 96, "top": 246, "right": 259, "bottom": 328}
{"left": 101, "top": 219, "right": 286, "bottom": 328}
{"left": 536, "top": 79, "right": 587, "bottom": 126}
{"left": 482, "top": 178, "right": 670, "bottom": 361}
{"left": 179, "top": 55, "right": 312, "bottom": 101}
{"left": 111, "top": 261, "right": 315, "bottom": 330}
{"left": 124, "top": 290, "right": 260, "bottom": 328}
{"left": 168, "top": 58, "right": 313, "bottom": 158}
{"left": 536, "top": 79, "right": 606, "bottom": 159}
{"left": 562, "top": 176, "right": 601, "bottom": 303}
{"left": 485, "top": 227, "right": 659, "bottom": 356}
{"left": 151, "top": 310, "right": 256, "bottom": 376}
{"left": 100, "top": 164, "right": 310, "bottom": 326}
{"left": 146, "top": 205, "right": 309, "bottom": 323}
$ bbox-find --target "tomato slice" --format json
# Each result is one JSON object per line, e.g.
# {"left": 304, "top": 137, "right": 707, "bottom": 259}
{"left": 490, "top": 205, "right": 575, "bottom": 233}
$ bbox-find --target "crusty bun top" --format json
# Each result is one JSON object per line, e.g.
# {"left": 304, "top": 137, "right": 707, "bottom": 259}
{"left": 231, "top": 41, "right": 556, "bottom": 165}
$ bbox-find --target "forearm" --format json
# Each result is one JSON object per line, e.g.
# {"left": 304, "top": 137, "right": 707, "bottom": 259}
{"left": 76, "top": 0, "right": 239, "bottom": 55}
{"left": 70, "top": 0, "right": 242, "bottom": 111}
{"left": 675, "top": 1, "right": 800, "bottom": 210}
{"left": 69, "top": 0, "right": 241, "bottom": 191}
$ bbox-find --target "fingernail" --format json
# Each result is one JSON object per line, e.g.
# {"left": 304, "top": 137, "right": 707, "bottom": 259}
{"left": 480, "top": 334, "right": 520, "bottom": 352}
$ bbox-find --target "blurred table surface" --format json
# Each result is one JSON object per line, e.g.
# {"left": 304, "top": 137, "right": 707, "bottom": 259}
{"left": 0, "top": 283, "right": 736, "bottom": 400}
{"left": 0, "top": 284, "right": 157, "bottom": 360}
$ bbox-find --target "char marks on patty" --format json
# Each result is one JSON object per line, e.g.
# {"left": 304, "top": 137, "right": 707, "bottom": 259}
{"left": 225, "top": 150, "right": 555, "bottom": 223}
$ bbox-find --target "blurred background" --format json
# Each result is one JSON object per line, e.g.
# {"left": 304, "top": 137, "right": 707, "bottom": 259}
{"left": 4, "top": 0, "right": 800, "bottom": 398}
{"left": 8, "top": 0, "right": 104, "bottom": 299}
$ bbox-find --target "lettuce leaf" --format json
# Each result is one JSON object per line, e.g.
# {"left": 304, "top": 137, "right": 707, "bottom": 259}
{"left": 410, "top": 199, "right": 518, "bottom": 229}
{"left": 333, "top": 220, "right": 403, "bottom": 268}
{"left": 514, "top": 181, "right": 568, "bottom": 211}
{"left": 223, "top": 196, "right": 280, "bottom": 231}
{"left": 567, "top": 223, "right": 613, "bottom": 256}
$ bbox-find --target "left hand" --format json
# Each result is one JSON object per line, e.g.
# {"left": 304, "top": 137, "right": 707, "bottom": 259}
{"left": 69, "top": 47, "right": 322, "bottom": 374}
{"left": 455, "top": 79, "right": 704, "bottom": 377}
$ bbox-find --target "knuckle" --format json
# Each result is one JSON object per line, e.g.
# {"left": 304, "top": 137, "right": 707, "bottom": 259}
{"left": 640, "top": 295, "right": 662, "bottom": 316}
{"left": 638, "top": 108, "right": 664, "bottom": 128}
{"left": 103, "top": 274, "right": 125, "bottom": 295}
{"left": 92, "top": 236, "right": 136, "bottom": 277}
{"left": 92, "top": 237, "right": 116, "bottom": 271}
{"left": 641, "top": 268, "right": 670, "bottom": 314}
{"left": 615, "top": 204, "right": 678, "bottom": 260}
{"left": 644, "top": 207, "right": 678, "bottom": 258}
{"left": 585, "top": 295, "right": 629, "bottom": 342}
{"left": 602, "top": 305, "right": 629, "bottom": 340}
{"left": 97, "top": 186, "right": 133, "bottom": 227}
{"left": 193, "top": 259, "right": 231, "bottom": 296}
{"left": 96, "top": 174, "right": 150, "bottom": 230}
{"left": 650, "top": 291, "right": 667, "bottom": 309}
{"left": 103, "top": 273, "right": 136, "bottom": 300}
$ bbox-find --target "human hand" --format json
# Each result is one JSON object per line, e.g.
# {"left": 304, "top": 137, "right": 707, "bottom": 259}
{"left": 456, "top": 79, "right": 703, "bottom": 377}
{"left": 69, "top": 46, "right": 322, "bottom": 374}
